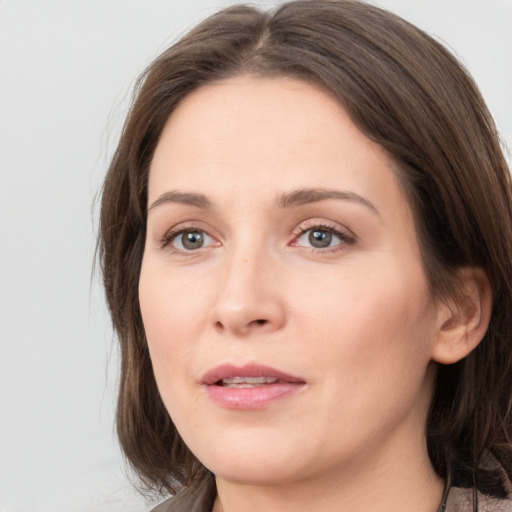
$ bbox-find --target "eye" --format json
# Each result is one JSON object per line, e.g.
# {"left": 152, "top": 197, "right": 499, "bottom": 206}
{"left": 292, "top": 223, "right": 355, "bottom": 251}
{"left": 165, "top": 229, "right": 216, "bottom": 251}
{"left": 298, "top": 228, "right": 341, "bottom": 249}
{"left": 304, "top": 229, "right": 337, "bottom": 248}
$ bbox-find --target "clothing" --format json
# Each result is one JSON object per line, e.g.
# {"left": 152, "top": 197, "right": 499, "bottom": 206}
{"left": 438, "top": 455, "right": 512, "bottom": 512}
{"left": 150, "top": 459, "right": 512, "bottom": 512}
{"left": 150, "top": 476, "right": 215, "bottom": 512}
{"left": 441, "top": 486, "right": 512, "bottom": 512}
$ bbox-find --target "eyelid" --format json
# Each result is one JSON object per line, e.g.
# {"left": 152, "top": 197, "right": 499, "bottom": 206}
{"left": 160, "top": 222, "right": 220, "bottom": 251}
{"left": 156, "top": 218, "right": 355, "bottom": 254}
{"left": 289, "top": 219, "right": 356, "bottom": 250}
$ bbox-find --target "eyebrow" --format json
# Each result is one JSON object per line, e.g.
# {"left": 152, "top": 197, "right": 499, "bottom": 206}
{"left": 276, "top": 188, "right": 379, "bottom": 216}
{"left": 148, "top": 187, "right": 379, "bottom": 216}
{"left": 148, "top": 191, "right": 211, "bottom": 211}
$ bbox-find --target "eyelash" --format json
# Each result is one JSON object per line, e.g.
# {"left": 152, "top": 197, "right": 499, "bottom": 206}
{"left": 161, "top": 225, "right": 215, "bottom": 250}
{"left": 291, "top": 222, "right": 356, "bottom": 253}
{"left": 160, "top": 222, "right": 356, "bottom": 254}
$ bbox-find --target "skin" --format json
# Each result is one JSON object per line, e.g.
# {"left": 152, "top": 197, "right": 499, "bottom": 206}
{"left": 139, "top": 76, "right": 470, "bottom": 512}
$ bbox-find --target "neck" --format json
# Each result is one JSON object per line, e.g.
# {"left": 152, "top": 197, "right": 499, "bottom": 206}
{"left": 212, "top": 436, "right": 444, "bottom": 512}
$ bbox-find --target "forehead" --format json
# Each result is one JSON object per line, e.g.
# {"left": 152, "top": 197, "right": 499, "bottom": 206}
{"left": 150, "top": 76, "right": 388, "bottom": 187}
{"left": 148, "top": 76, "right": 410, "bottom": 226}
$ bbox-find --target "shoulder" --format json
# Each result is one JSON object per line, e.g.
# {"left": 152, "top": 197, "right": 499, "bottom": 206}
{"left": 150, "top": 497, "right": 174, "bottom": 512}
{"left": 148, "top": 476, "right": 216, "bottom": 512}
{"left": 149, "top": 494, "right": 211, "bottom": 512}
{"left": 442, "top": 453, "right": 512, "bottom": 512}
{"left": 480, "top": 498, "right": 512, "bottom": 512}
{"left": 445, "top": 486, "right": 512, "bottom": 511}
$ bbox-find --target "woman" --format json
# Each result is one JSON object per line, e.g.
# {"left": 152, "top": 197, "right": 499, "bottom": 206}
{"left": 98, "top": 1, "right": 512, "bottom": 511}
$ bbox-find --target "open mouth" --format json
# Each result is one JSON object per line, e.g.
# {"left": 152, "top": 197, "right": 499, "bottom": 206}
{"left": 216, "top": 376, "right": 281, "bottom": 388}
{"left": 202, "top": 363, "right": 304, "bottom": 386}
{"left": 202, "top": 364, "right": 306, "bottom": 409}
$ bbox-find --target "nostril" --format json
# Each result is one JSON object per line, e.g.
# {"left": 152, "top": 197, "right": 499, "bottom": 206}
{"left": 214, "top": 318, "right": 272, "bottom": 333}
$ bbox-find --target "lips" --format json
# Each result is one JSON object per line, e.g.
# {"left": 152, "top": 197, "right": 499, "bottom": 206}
{"left": 201, "top": 363, "right": 306, "bottom": 410}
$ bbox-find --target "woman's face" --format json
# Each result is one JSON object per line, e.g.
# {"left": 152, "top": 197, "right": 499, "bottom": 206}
{"left": 139, "top": 76, "right": 444, "bottom": 486}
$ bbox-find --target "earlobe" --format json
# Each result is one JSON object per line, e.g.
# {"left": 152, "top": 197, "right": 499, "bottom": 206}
{"left": 431, "top": 267, "right": 492, "bottom": 365}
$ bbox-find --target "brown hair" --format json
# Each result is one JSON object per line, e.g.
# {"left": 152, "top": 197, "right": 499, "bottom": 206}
{"left": 99, "top": 0, "right": 512, "bottom": 503}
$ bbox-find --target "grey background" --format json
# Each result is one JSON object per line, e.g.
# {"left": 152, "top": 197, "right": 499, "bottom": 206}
{"left": 1, "top": 1, "right": 511, "bottom": 511}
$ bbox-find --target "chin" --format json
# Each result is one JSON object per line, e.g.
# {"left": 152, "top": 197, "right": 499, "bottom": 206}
{"left": 209, "top": 458, "right": 304, "bottom": 486}
{"left": 188, "top": 434, "right": 310, "bottom": 486}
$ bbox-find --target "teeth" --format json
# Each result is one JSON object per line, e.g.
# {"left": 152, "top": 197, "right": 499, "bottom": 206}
{"left": 221, "top": 376, "right": 279, "bottom": 388}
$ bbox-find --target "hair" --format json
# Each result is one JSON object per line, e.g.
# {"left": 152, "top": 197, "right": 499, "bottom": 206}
{"left": 99, "top": 0, "right": 512, "bottom": 506}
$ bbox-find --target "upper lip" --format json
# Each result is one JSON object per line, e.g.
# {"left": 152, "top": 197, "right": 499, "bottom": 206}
{"left": 201, "top": 363, "right": 305, "bottom": 385}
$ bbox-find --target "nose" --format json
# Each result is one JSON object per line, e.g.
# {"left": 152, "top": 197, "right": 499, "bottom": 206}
{"left": 209, "top": 249, "right": 286, "bottom": 336}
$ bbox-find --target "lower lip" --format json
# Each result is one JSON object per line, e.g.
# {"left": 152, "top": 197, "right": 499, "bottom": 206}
{"left": 204, "top": 382, "right": 305, "bottom": 410}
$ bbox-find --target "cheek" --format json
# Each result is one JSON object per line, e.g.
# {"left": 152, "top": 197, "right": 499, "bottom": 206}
{"left": 138, "top": 265, "right": 206, "bottom": 387}
{"left": 140, "top": 258, "right": 214, "bottom": 334}
{"left": 291, "top": 265, "right": 437, "bottom": 446}
{"left": 139, "top": 269, "right": 215, "bottom": 450}
{"left": 295, "top": 260, "right": 436, "bottom": 376}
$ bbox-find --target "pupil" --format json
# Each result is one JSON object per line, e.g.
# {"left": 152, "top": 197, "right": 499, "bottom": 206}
{"left": 182, "top": 231, "right": 204, "bottom": 249}
{"left": 309, "top": 230, "right": 331, "bottom": 248}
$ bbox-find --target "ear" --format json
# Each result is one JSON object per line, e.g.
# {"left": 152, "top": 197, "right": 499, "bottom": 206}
{"left": 431, "top": 267, "right": 492, "bottom": 365}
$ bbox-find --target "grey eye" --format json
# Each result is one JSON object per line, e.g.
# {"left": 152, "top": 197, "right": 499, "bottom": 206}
{"left": 172, "top": 230, "right": 213, "bottom": 250}
{"left": 296, "top": 227, "right": 345, "bottom": 249}
{"left": 182, "top": 231, "right": 204, "bottom": 249}
{"left": 308, "top": 230, "right": 333, "bottom": 248}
